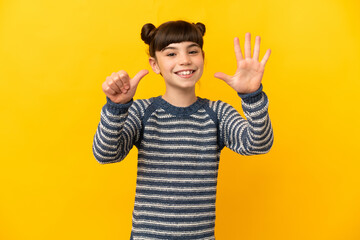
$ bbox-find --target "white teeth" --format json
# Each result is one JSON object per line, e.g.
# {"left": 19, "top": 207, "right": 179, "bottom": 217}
{"left": 177, "top": 70, "right": 193, "bottom": 75}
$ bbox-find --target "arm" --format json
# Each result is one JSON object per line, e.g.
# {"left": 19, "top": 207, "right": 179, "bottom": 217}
{"left": 219, "top": 85, "right": 273, "bottom": 155}
{"left": 92, "top": 98, "right": 136, "bottom": 163}
{"left": 92, "top": 69, "right": 148, "bottom": 164}
{"left": 215, "top": 33, "right": 273, "bottom": 154}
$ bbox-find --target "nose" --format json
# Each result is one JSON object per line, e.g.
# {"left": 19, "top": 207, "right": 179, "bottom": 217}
{"left": 179, "top": 53, "right": 192, "bottom": 65}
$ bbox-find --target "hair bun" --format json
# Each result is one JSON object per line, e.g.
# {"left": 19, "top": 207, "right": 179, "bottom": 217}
{"left": 194, "top": 22, "right": 206, "bottom": 36}
{"left": 141, "top": 23, "right": 156, "bottom": 45}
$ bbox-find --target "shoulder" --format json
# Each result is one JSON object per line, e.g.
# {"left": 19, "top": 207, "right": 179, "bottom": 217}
{"left": 131, "top": 98, "right": 154, "bottom": 111}
{"left": 129, "top": 97, "right": 158, "bottom": 118}
{"left": 204, "top": 98, "right": 237, "bottom": 119}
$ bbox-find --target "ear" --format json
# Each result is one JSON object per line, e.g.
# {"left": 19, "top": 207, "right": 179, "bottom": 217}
{"left": 149, "top": 57, "right": 161, "bottom": 74}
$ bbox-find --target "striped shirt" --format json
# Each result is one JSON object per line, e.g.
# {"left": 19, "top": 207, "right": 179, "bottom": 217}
{"left": 92, "top": 86, "right": 273, "bottom": 239}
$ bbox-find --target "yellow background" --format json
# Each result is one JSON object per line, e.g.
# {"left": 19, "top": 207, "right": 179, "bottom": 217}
{"left": 1, "top": 0, "right": 359, "bottom": 239}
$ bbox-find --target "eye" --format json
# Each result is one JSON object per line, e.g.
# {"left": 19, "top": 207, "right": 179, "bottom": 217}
{"left": 189, "top": 49, "right": 199, "bottom": 55}
{"left": 166, "top": 52, "right": 176, "bottom": 57}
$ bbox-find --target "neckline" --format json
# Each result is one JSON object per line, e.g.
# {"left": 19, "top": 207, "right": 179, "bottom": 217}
{"left": 154, "top": 96, "right": 206, "bottom": 116}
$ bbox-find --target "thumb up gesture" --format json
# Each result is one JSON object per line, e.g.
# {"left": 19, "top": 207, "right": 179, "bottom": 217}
{"left": 102, "top": 69, "right": 149, "bottom": 104}
{"left": 214, "top": 33, "right": 271, "bottom": 94}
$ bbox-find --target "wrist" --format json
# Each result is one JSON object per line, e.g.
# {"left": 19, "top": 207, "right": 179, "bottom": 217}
{"left": 238, "top": 84, "right": 263, "bottom": 103}
{"left": 106, "top": 97, "right": 133, "bottom": 113}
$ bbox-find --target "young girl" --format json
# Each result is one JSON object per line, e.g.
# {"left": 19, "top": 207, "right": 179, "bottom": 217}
{"left": 93, "top": 20, "right": 273, "bottom": 240}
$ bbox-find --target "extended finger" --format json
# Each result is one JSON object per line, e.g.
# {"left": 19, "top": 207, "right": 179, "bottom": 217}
{"left": 253, "top": 36, "right": 261, "bottom": 61}
{"left": 214, "top": 72, "right": 232, "bottom": 83}
{"left": 260, "top": 49, "right": 271, "bottom": 66}
{"left": 131, "top": 69, "right": 149, "bottom": 87}
{"left": 233, "top": 37, "right": 243, "bottom": 64}
{"left": 244, "top": 32, "right": 251, "bottom": 59}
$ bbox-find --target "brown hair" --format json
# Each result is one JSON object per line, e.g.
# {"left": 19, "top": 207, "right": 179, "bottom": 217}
{"left": 141, "top": 20, "right": 206, "bottom": 58}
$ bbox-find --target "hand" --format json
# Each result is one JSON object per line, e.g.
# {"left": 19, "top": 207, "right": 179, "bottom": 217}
{"left": 214, "top": 33, "right": 271, "bottom": 94}
{"left": 102, "top": 69, "right": 149, "bottom": 104}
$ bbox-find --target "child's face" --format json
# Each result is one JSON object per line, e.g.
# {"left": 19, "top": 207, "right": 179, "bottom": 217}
{"left": 149, "top": 41, "right": 204, "bottom": 91}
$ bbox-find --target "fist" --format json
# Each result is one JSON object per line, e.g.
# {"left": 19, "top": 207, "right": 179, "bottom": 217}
{"left": 102, "top": 69, "right": 149, "bottom": 104}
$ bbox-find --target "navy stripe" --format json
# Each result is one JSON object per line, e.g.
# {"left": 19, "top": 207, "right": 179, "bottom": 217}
{"left": 134, "top": 196, "right": 216, "bottom": 206}
{"left": 136, "top": 180, "right": 216, "bottom": 189}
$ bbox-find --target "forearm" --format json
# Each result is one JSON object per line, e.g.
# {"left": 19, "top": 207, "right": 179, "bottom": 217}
{"left": 221, "top": 85, "right": 273, "bottom": 155}
{"left": 238, "top": 85, "right": 274, "bottom": 155}
{"left": 92, "top": 98, "right": 134, "bottom": 164}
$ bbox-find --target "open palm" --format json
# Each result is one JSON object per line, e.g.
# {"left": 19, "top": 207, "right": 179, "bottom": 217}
{"left": 215, "top": 33, "right": 271, "bottom": 94}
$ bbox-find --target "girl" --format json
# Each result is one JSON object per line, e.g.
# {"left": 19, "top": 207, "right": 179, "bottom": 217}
{"left": 93, "top": 20, "right": 273, "bottom": 240}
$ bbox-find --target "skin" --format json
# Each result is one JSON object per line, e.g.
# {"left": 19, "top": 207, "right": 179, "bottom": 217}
{"left": 148, "top": 41, "right": 204, "bottom": 107}
{"left": 102, "top": 33, "right": 271, "bottom": 105}
{"left": 214, "top": 33, "right": 271, "bottom": 94}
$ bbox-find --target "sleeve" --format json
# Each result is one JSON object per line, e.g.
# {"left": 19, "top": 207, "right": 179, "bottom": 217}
{"left": 219, "top": 84, "right": 274, "bottom": 155}
{"left": 92, "top": 97, "right": 142, "bottom": 164}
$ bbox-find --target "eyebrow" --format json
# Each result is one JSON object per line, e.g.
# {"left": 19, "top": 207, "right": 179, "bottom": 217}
{"left": 161, "top": 43, "right": 201, "bottom": 52}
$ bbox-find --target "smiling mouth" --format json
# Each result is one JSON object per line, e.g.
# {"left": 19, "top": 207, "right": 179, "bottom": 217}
{"left": 175, "top": 70, "right": 196, "bottom": 77}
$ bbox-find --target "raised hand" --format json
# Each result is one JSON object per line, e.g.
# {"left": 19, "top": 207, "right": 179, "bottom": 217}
{"left": 214, "top": 33, "right": 271, "bottom": 94}
{"left": 102, "top": 69, "right": 149, "bottom": 104}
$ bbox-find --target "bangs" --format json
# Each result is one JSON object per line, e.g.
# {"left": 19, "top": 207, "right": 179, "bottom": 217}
{"left": 152, "top": 21, "right": 204, "bottom": 52}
